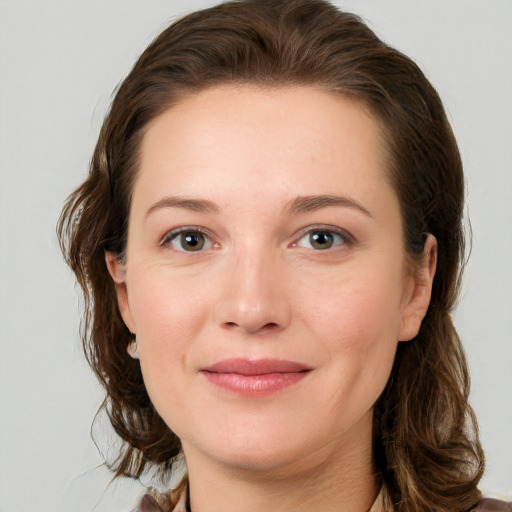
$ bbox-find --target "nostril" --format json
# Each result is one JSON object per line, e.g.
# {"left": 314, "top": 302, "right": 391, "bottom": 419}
{"left": 222, "top": 321, "right": 280, "bottom": 333}
{"left": 259, "top": 322, "right": 280, "bottom": 333}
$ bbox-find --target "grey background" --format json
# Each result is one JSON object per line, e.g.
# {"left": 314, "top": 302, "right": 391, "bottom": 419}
{"left": 1, "top": 1, "right": 511, "bottom": 511}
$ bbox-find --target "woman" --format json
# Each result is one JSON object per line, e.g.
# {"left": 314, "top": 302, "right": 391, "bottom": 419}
{"left": 57, "top": 0, "right": 509, "bottom": 511}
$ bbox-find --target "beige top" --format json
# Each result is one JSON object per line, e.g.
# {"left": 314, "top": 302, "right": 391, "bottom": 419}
{"left": 158, "top": 484, "right": 385, "bottom": 512}
{"left": 139, "top": 484, "right": 512, "bottom": 511}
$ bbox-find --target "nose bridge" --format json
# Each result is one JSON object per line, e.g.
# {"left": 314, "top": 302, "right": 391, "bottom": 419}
{"left": 215, "top": 240, "right": 290, "bottom": 333}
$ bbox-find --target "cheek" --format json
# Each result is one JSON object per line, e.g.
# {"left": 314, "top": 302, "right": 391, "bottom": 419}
{"left": 307, "top": 271, "right": 404, "bottom": 346}
{"left": 303, "top": 268, "right": 404, "bottom": 396}
{"left": 126, "top": 266, "right": 211, "bottom": 391}
{"left": 128, "top": 264, "right": 208, "bottom": 337}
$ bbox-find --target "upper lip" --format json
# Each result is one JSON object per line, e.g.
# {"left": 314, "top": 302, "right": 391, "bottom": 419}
{"left": 201, "top": 358, "right": 312, "bottom": 375}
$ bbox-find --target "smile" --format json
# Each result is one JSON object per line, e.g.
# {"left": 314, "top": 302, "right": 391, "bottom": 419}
{"left": 200, "top": 358, "right": 312, "bottom": 396}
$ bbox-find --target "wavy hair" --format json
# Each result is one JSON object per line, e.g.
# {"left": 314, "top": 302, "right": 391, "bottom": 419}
{"left": 57, "top": 1, "right": 484, "bottom": 510}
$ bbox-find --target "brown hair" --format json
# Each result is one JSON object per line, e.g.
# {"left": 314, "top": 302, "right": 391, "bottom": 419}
{"left": 57, "top": 1, "right": 484, "bottom": 510}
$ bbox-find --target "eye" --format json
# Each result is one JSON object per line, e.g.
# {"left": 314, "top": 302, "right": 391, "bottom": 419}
{"left": 163, "top": 229, "right": 213, "bottom": 252}
{"left": 295, "top": 228, "right": 349, "bottom": 250}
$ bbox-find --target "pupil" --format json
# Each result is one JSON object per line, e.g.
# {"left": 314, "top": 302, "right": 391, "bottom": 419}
{"left": 182, "top": 232, "right": 204, "bottom": 251}
{"left": 310, "top": 231, "right": 333, "bottom": 249}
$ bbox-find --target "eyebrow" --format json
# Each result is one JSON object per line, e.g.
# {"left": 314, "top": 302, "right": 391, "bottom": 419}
{"left": 145, "top": 193, "right": 372, "bottom": 219}
{"left": 145, "top": 196, "right": 221, "bottom": 219}
{"left": 284, "top": 194, "right": 373, "bottom": 217}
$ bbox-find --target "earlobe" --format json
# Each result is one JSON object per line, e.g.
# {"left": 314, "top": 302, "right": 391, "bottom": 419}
{"left": 127, "top": 336, "right": 139, "bottom": 359}
{"left": 105, "top": 251, "right": 136, "bottom": 333}
{"left": 398, "top": 234, "right": 437, "bottom": 342}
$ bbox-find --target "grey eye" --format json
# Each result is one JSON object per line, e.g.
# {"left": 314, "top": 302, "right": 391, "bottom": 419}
{"left": 309, "top": 231, "right": 335, "bottom": 250}
{"left": 170, "top": 231, "right": 211, "bottom": 252}
{"left": 296, "top": 229, "right": 347, "bottom": 250}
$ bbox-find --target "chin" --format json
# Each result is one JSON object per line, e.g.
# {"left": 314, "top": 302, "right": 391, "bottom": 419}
{"left": 212, "top": 444, "right": 315, "bottom": 476}
{"left": 185, "top": 420, "right": 348, "bottom": 478}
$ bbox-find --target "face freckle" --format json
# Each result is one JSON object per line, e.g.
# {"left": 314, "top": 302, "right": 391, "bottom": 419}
{"left": 108, "top": 84, "right": 430, "bottom": 477}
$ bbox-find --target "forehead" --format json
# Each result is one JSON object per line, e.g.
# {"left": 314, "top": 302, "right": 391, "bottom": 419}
{"left": 130, "top": 85, "right": 398, "bottom": 227}
{"left": 136, "top": 85, "right": 390, "bottom": 194}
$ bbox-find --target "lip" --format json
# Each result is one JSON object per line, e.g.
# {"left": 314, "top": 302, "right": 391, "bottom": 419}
{"left": 200, "top": 358, "right": 312, "bottom": 396}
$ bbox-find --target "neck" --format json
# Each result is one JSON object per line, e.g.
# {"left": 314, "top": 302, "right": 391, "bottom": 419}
{"left": 182, "top": 416, "right": 379, "bottom": 512}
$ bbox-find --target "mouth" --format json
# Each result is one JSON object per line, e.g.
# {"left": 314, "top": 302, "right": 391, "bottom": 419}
{"left": 200, "top": 358, "right": 312, "bottom": 396}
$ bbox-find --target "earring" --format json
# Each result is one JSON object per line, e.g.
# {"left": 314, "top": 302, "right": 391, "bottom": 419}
{"left": 127, "top": 335, "right": 139, "bottom": 359}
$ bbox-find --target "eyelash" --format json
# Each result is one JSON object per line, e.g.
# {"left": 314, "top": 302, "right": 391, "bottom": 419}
{"left": 160, "top": 225, "right": 353, "bottom": 253}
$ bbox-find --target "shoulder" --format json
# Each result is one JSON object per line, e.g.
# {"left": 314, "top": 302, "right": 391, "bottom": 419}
{"left": 138, "top": 494, "right": 165, "bottom": 512}
{"left": 138, "top": 493, "right": 185, "bottom": 512}
{"left": 136, "top": 485, "right": 188, "bottom": 512}
{"left": 473, "top": 497, "right": 512, "bottom": 511}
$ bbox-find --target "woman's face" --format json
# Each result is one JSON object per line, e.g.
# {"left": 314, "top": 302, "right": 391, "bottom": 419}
{"left": 108, "top": 85, "right": 434, "bottom": 476}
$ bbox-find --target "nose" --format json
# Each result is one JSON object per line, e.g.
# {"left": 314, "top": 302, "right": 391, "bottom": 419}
{"left": 214, "top": 250, "right": 291, "bottom": 335}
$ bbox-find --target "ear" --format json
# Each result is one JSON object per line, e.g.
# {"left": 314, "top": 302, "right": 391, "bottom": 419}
{"left": 105, "top": 251, "right": 136, "bottom": 334}
{"left": 398, "top": 234, "right": 437, "bottom": 342}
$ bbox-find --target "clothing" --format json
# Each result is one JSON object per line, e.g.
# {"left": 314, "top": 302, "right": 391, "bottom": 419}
{"left": 138, "top": 486, "right": 384, "bottom": 512}
{"left": 137, "top": 486, "right": 512, "bottom": 512}
{"left": 474, "top": 498, "right": 512, "bottom": 511}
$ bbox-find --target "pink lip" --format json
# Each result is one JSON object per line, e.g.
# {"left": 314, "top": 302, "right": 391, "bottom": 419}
{"left": 200, "top": 358, "right": 312, "bottom": 396}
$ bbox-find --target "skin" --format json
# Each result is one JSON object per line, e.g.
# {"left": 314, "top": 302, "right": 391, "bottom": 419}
{"left": 106, "top": 85, "right": 436, "bottom": 512}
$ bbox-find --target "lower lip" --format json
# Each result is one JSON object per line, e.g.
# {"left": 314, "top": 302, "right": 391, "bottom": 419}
{"left": 200, "top": 371, "right": 309, "bottom": 396}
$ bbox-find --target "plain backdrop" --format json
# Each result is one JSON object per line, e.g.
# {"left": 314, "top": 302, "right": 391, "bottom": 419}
{"left": 1, "top": 1, "right": 511, "bottom": 511}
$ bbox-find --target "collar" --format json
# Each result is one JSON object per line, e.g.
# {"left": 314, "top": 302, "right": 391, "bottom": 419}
{"left": 140, "top": 486, "right": 512, "bottom": 512}
{"left": 138, "top": 482, "right": 385, "bottom": 512}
